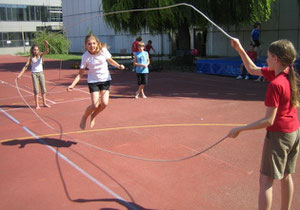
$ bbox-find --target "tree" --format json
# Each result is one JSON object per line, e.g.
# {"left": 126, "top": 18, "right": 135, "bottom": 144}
{"left": 102, "top": 0, "right": 275, "bottom": 51}
{"left": 33, "top": 30, "right": 70, "bottom": 54}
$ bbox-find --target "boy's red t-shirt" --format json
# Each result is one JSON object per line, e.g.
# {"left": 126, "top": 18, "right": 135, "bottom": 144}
{"left": 131, "top": 41, "right": 139, "bottom": 53}
{"left": 247, "top": 51, "right": 257, "bottom": 61}
{"left": 262, "top": 67, "right": 299, "bottom": 132}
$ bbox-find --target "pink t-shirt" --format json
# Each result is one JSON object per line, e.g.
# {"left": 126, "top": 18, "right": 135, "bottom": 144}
{"left": 262, "top": 67, "right": 299, "bottom": 132}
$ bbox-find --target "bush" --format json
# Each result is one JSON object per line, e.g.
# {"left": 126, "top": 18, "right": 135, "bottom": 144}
{"left": 33, "top": 30, "right": 70, "bottom": 54}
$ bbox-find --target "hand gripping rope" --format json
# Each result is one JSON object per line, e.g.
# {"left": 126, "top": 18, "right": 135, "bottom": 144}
{"left": 14, "top": 3, "right": 234, "bottom": 163}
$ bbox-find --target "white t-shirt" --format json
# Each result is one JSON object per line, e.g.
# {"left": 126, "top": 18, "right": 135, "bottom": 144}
{"left": 80, "top": 47, "right": 112, "bottom": 83}
{"left": 31, "top": 56, "right": 43, "bottom": 73}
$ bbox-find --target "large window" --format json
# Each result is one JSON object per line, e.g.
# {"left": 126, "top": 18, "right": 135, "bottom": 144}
{"left": 0, "top": 4, "right": 62, "bottom": 22}
{"left": 0, "top": 32, "right": 35, "bottom": 48}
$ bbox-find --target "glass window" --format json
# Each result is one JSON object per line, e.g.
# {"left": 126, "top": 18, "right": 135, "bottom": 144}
{"left": 17, "top": 7, "right": 24, "bottom": 21}
{"left": 11, "top": 7, "right": 18, "bottom": 21}
{"left": 7, "top": 7, "right": 12, "bottom": 20}
{"left": 41, "top": 6, "right": 48, "bottom": 22}
{"left": 0, "top": 4, "right": 62, "bottom": 22}
{"left": 0, "top": 7, "right": 6, "bottom": 21}
{"left": 36, "top": 6, "right": 41, "bottom": 21}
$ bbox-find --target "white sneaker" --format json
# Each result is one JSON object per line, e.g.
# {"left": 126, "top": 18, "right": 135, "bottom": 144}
{"left": 244, "top": 76, "right": 249, "bottom": 80}
{"left": 236, "top": 75, "right": 243, "bottom": 79}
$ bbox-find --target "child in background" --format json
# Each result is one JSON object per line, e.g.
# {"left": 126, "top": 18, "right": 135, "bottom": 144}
{"left": 251, "top": 22, "right": 261, "bottom": 49}
{"left": 228, "top": 38, "right": 300, "bottom": 210}
{"left": 236, "top": 44, "right": 257, "bottom": 80}
{"left": 67, "top": 34, "right": 124, "bottom": 129}
{"left": 145, "top": 40, "right": 156, "bottom": 62}
{"left": 131, "top": 36, "right": 142, "bottom": 71}
{"left": 17, "top": 40, "right": 50, "bottom": 109}
{"left": 134, "top": 42, "right": 150, "bottom": 99}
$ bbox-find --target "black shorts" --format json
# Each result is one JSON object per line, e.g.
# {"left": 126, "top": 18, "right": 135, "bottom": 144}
{"left": 253, "top": 40, "right": 261, "bottom": 47}
{"left": 136, "top": 73, "right": 148, "bottom": 85}
{"left": 88, "top": 81, "right": 111, "bottom": 93}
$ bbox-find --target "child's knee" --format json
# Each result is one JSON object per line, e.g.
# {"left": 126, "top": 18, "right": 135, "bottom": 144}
{"left": 101, "top": 101, "right": 109, "bottom": 107}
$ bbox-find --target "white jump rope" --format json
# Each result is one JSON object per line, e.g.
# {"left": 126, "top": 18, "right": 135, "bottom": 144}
{"left": 15, "top": 3, "right": 233, "bottom": 162}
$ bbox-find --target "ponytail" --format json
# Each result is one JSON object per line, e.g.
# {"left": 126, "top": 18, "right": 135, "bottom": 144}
{"left": 288, "top": 65, "right": 300, "bottom": 107}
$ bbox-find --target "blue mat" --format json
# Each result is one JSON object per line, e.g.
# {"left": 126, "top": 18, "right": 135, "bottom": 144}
{"left": 196, "top": 57, "right": 266, "bottom": 77}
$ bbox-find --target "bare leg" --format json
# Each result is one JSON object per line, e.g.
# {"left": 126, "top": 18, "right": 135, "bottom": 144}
{"left": 140, "top": 85, "right": 147, "bottom": 98}
{"left": 259, "top": 173, "right": 273, "bottom": 210}
{"left": 42, "top": 93, "right": 51, "bottom": 108}
{"left": 281, "top": 174, "right": 294, "bottom": 210}
{"left": 135, "top": 85, "right": 145, "bottom": 98}
{"left": 34, "top": 94, "right": 40, "bottom": 109}
{"left": 90, "top": 90, "right": 109, "bottom": 128}
{"left": 80, "top": 91, "right": 100, "bottom": 130}
{"left": 80, "top": 104, "right": 96, "bottom": 130}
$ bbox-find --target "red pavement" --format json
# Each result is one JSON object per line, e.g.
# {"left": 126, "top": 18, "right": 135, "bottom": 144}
{"left": 0, "top": 55, "right": 299, "bottom": 209}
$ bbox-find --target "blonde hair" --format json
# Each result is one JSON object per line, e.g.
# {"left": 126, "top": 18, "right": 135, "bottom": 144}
{"left": 138, "top": 42, "right": 145, "bottom": 47}
{"left": 84, "top": 34, "right": 105, "bottom": 54}
{"left": 268, "top": 39, "right": 299, "bottom": 107}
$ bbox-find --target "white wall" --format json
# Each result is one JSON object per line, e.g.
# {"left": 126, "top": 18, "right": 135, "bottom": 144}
{"left": 62, "top": 0, "right": 170, "bottom": 55}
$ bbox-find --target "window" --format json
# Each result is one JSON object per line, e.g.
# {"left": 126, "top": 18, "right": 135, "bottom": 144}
{"left": 0, "top": 32, "right": 35, "bottom": 48}
{"left": 0, "top": 7, "right": 6, "bottom": 21}
{"left": 0, "top": 4, "right": 62, "bottom": 22}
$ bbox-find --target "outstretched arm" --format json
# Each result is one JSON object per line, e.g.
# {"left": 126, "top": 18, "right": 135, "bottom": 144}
{"left": 231, "top": 38, "right": 263, "bottom": 76}
{"left": 227, "top": 106, "right": 277, "bottom": 138}
{"left": 107, "top": 58, "right": 125, "bottom": 70}
{"left": 67, "top": 68, "right": 85, "bottom": 91}
{"left": 40, "top": 40, "right": 49, "bottom": 57}
{"left": 17, "top": 57, "right": 31, "bottom": 79}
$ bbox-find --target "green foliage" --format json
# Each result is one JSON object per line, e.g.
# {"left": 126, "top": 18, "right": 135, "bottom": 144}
{"left": 33, "top": 30, "right": 70, "bottom": 54}
{"left": 102, "top": 0, "right": 276, "bottom": 34}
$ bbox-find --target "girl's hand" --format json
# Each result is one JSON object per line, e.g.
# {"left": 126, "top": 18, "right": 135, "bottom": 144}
{"left": 118, "top": 64, "right": 125, "bottom": 70}
{"left": 230, "top": 38, "right": 242, "bottom": 51}
{"left": 227, "top": 127, "right": 241, "bottom": 138}
{"left": 17, "top": 75, "right": 21, "bottom": 79}
{"left": 44, "top": 40, "right": 49, "bottom": 46}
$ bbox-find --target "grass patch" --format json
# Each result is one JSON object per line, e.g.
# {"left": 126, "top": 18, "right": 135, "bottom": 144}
{"left": 16, "top": 53, "right": 81, "bottom": 61}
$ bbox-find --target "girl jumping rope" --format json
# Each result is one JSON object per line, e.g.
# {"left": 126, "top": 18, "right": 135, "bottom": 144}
{"left": 17, "top": 40, "right": 50, "bottom": 109}
{"left": 67, "top": 34, "right": 125, "bottom": 129}
{"left": 228, "top": 38, "right": 300, "bottom": 210}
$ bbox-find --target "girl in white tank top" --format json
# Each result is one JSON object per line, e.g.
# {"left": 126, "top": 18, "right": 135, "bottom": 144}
{"left": 17, "top": 40, "right": 50, "bottom": 109}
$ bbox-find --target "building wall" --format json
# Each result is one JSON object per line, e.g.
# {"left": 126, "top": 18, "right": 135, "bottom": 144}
{"left": 206, "top": 0, "right": 300, "bottom": 57}
{"left": 0, "top": 0, "right": 62, "bottom": 54}
{"left": 62, "top": 0, "right": 170, "bottom": 55}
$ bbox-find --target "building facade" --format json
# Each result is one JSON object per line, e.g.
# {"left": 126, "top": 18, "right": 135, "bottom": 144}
{"left": 0, "top": 0, "right": 62, "bottom": 54}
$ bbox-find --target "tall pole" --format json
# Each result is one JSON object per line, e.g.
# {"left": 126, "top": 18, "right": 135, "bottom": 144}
{"left": 21, "top": 26, "right": 25, "bottom": 53}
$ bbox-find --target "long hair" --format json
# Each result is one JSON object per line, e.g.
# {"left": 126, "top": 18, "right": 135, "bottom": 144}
{"left": 268, "top": 39, "right": 299, "bottom": 107}
{"left": 84, "top": 34, "right": 106, "bottom": 53}
{"left": 30, "top": 44, "right": 39, "bottom": 58}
